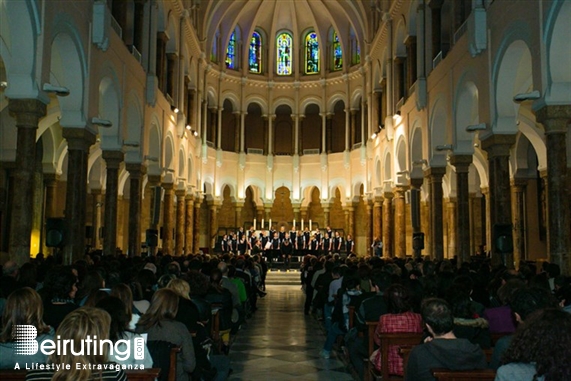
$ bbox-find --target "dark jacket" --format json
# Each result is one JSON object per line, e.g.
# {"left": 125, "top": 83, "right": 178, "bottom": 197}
{"left": 405, "top": 338, "right": 487, "bottom": 381}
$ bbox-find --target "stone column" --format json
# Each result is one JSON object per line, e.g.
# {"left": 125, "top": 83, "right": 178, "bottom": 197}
{"left": 450, "top": 155, "right": 472, "bottom": 264}
{"left": 62, "top": 128, "right": 96, "bottom": 264}
{"left": 256, "top": 206, "right": 265, "bottom": 224}
{"left": 410, "top": 177, "right": 423, "bottom": 258}
{"left": 511, "top": 178, "right": 527, "bottom": 268}
{"left": 102, "top": 151, "right": 124, "bottom": 256}
{"left": 481, "top": 187, "right": 492, "bottom": 253}
{"left": 209, "top": 202, "right": 219, "bottom": 250}
{"left": 425, "top": 166, "right": 446, "bottom": 260}
{"left": 7, "top": 99, "right": 46, "bottom": 265}
{"left": 535, "top": 105, "right": 571, "bottom": 275}
{"left": 235, "top": 202, "right": 244, "bottom": 227}
{"left": 91, "top": 189, "right": 103, "bottom": 249}
{"left": 382, "top": 192, "right": 393, "bottom": 257}
{"left": 394, "top": 186, "right": 407, "bottom": 258}
{"left": 346, "top": 205, "right": 355, "bottom": 239}
{"left": 175, "top": 189, "right": 186, "bottom": 255}
{"left": 126, "top": 164, "right": 145, "bottom": 257}
{"left": 193, "top": 201, "right": 201, "bottom": 253}
{"left": 481, "top": 134, "right": 515, "bottom": 268}
{"left": 162, "top": 183, "right": 175, "bottom": 254}
{"left": 446, "top": 199, "right": 457, "bottom": 259}
{"left": 323, "top": 205, "right": 330, "bottom": 228}
{"left": 185, "top": 194, "right": 194, "bottom": 254}
{"left": 373, "top": 197, "right": 383, "bottom": 242}
{"left": 43, "top": 174, "right": 60, "bottom": 219}
{"left": 366, "top": 201, "right": 373, "bottom": 253}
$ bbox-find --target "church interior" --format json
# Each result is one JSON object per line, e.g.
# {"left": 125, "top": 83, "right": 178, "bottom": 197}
{"left": 1, "top": 1, "right": 571, "bottom": 380}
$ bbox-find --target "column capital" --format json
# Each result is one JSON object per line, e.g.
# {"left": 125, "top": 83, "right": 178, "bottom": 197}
{"left": 175, "top": 189, "right": 186, "bottom": 198}
{"left": 91, "top": 188, "right": 103, "bottom": 196}
{"left": 410, "top": 177, "right": 423, "bottom": 189}
{"left": 43, "top": 173, "right": 60, "bottom": 183}
{"left": 449, "top": 154, "right": 473, "bottom": 173}
{"left": 126, "top": 163, "right": 147, "bottom": 178}
{"left": 394, "top": 185, "right": 409, "bottom": 194}
{"left": 480, "top": 134, "right": 516, "bottom": 157}
{"left": 383, "top": 192, "right": 394, "bottom": 200}
{"left": 8, "top": 99, "right": 47, "bottom": 128}
{"left": 534, "top": 105, "right": 571, "bottom": 134}
{"left": 102, "top": 150, "right": 125, "bottom": 169}
{"left": 185, "top": 193, "right": 194, "bottom": 201}
{"left": 62, "top": 128, "right": 96, "bottom": 151}
{"left": 162, "top": 182, "right": 174, "bottom": 190}
{"left": 147, "top": 174, "right": 162, "bottom": 186}
{"left": 424, "top": 166, "right": 447, "bottom": 179}
{"left": 511, "top": 177, "right": 528, "bottom": 189}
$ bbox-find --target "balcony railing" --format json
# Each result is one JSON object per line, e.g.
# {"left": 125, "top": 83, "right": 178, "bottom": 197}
{"left": 110, "top": 15, "right": 122, "bottom": 38}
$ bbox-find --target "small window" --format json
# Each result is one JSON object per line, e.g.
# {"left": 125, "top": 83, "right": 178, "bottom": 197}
{"left": 305, "top": 31, "right": 319, "bottom": 74}
{"left": 225, "top": 31, "right": 236, "bottom": 69}
{"left": 249, "top": 31, "right": 262, "bottom": 73}
{"left": 332, "top": 31, "right": 343, "bottom": 71}
{"left": 277, "top": 32, "right": 293, "bottom": 76}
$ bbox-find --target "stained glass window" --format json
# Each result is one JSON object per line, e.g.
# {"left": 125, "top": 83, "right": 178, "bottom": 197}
{"left": 249, "top": 31, "right": 262, "bottom": 73}
{"left": 305, "top": 32, "right": 319, "bottom": 74}
{"left": 333, "top": 31, "right": 342, "bottom": 71}
{"left": 352, "top": 38, "right": 361, "bottom": 65}
{"left": 225, "top": 31, "right": 236, "bottom": 69}
{"left": 276, "top": 32, "right": 292, "bottom": 75}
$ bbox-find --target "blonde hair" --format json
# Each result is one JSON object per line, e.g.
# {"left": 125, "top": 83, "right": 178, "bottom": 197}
{"left": 50, "top": 307, "right": 111, "bottom": 381}
{"left": 167, "top": 278, "right": 191, "bottom": 300}
{"left": 0, "top": 287, "right": 50, "bottom": 342}
{"left": 136, "top": 289, "right": 179, "bottom": 331}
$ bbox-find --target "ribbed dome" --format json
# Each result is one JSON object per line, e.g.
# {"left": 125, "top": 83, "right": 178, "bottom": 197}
{"left": 201, "top": 0, "right": 370, "bottom": 76}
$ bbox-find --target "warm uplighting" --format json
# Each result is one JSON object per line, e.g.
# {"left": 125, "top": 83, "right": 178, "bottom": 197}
{"left": 186, "top": 124, "right": 191, "bottom": 130}
{"left": 393, "top": 111, "right": 402, "bottom": 124}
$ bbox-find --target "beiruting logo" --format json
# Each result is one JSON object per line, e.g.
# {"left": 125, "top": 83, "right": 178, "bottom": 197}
{"left": 13, "top": 325, "right": 145, "bottom": 370}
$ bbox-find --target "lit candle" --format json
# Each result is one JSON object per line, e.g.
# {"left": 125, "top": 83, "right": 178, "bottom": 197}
{"left": 293, "top": 219, "right": 296, "bottom": 229}
{"left": 309, "top": 219, "right": 312, "bottom": 230}
{"left": 261, "top": 218, "right": 264, "bottom": 228}
{"left": 301, "top": 220, "right": 304, "bottom": 231}
{"left": 269, "top": 219, "right": 272, "bottom": 228}
{"left": 253, "top": 218, "right": 257, "bottom": 230}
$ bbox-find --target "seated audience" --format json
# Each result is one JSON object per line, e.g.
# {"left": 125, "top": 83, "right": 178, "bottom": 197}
{"left": 496, "top": 308, "right": 571, "bottom": 381}
{"left": 482, "top": 279, "right": 524, "bottom": 334}
{"left": 40, "top": 266, "right": 78, "bottom": 330}
{"left": 405, "top": 298, "right": 487, "bottom": 381}
{"left": 95, "top": 296, "right": 153, "bottom": 368}
{"left": 136, "top": 288, "right": 196, "bottom": 381}
{"left": 110, "top": 283, "right": 140, "bottom": 329}
{"left": 447, "top": 288, "right": 491, "bottom": 348}
{"left": 0, "top": 288, "right": 54, "bottom": 368}
{"left": 25, "top": 307, "right": 127, "bottom": 381}
{"left": 372, "top": 284, "right": 423, "bottom": 376}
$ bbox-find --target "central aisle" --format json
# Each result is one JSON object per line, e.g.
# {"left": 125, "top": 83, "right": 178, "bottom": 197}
{"left": 228, "top": 283, "right": 355, "bottom": 381}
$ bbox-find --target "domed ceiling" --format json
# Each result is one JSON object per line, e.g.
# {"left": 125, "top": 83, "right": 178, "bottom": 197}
{"left": 200, "top": 0, "right": 370, "bottom": 76}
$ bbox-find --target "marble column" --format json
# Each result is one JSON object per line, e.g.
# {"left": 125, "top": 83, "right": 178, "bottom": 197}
{"left": 373, "top": 198, "right": 382, "bottom": 241}
{"left": 91, "top": 189, "right": 103, "bottom": 249}
{"left": 256, "top": 207, "right": 265, "bottom": 224}
{"left": 102, "top": 150, "right": 124, "bottom": 256}
{"left": 481, "top": 134, "right": 515, "bottom": 268}
{"left": 481, "top": 187, "right": 492, "bottom": 254}
{"left": 535, "top": 105, "right": 571, "bottom": 276}
{"left": 62, "top": 128, "right": 96, "bottom": 264}
{"left": 394, "top": 186, "right": 407, "bottom": 258}
{"left": 7, "top": 99, "right": 46, "bottom": 265}
{"left": 162, "top": 183, "right": 175, "bottom": 254}
{"left": 175, "top": 189, "right": 186, "bottom": 255}
{"left": 127, "top": 164, "right": 145, "bottom": 257}
{"left": 425, "top": 167, "right": 446, "bottom": 260}
{"left": 382, "top": 193, "right": 393, "bottom": 257}
{"left": 347, "top": 206, "right": 355, "bottom": 240}
{"left": 209, "top": 202, "right": 219, "bottom": 250}
{"left": 410, "top": 177, "right": 423, "bottom": 258}
{"left": 235, "top": 202, "right": 243, "bottom": 227}
{"left": 366, "top": 202, "right": 373, "bottom": 253}
{"left": 185, "top": 194, "right": 194, "bottom": 254}
{"left": 447, "top": 199, "right": 457, "bottom": 259}
{"left": 193, "top": 201, "right": 201, "bottom": 253}
{"left": 323, "top": 205, "right": 330, "bottom": 228}
{"left": 511, "top": 178, "right": 527, "bottom": 268}
{"left": 450, "top": 155, "right": 472, "bottom": 264}
{"left": 43, "top": 174, "right": 60, "bottom": 219}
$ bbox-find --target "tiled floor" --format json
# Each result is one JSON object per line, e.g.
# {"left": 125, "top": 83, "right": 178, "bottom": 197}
{"left": 228, "top": 284, "right": 355, "bottom": 381}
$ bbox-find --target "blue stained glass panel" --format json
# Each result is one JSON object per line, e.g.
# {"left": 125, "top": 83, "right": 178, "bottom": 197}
{"left": 305, "top": 32, "right": 319, "bottom": 74}
{"left": 249, "top": 31, "right": 262, "bottom": 73}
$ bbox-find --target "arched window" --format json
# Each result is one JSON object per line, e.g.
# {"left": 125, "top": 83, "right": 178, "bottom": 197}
{"left": 225, "top": 31, "right": 236, "bottom": 69}
{"left": 276, "top": 32, "right": 293, "bottom": 76}
{"left": 249, "top": 31, "right": 262, "bottom": 73}
{"left": 350, "top": 29, "right": 360, "bottom": 65}
{"left": 305, "top": 31, "right": 319, "bottom": 74}
{"left": 332, "top": 31, "right": 342, "bottom": 71}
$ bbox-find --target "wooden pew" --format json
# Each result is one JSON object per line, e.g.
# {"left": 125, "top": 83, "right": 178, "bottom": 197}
{"left": 431, "top": 368, "right": 496, "bottom": 381}
{"left": 368, "top": 332, "right": 424, "bottom": 381}
{"left": 0, "top": 368, "right": 161, "bottom": 381}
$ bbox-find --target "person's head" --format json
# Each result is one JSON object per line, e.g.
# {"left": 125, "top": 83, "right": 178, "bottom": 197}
{"left": 50, "top": 307, "right": 111, "bottom": 381}
{"left": 421, "top": 298, "right": 454, "bottom": 337}
{"left": 110, "top": 283, "right": 134, "bottom": 318}
{"left": 2, "top": 260, "right": 19, "bottom": 278}
{"left": 157, "top": 274, "right": 177, "bottom": 289}
{"left": 167, "top": 278, "right": 191, "bottom": 300}
{"left": 136, "top": 288, "right": 179, "bottom": 331}
{"left": 385, "top": 284, "right": 413, "bottom": 314}
{"left": 446, "top": 288, "right": 474, "bottom": 319}
{"left": 218, "top": 261, "right": 229, "bottom": 275}
{"left": 95, "top": 296, "right": 130, "bottom": 341}
{"left": 77, "top": 270, "right": 104, "bottom": 299}
{"left": 43, "top": 266, "right": 78, "bottom": 301}
{"left": 502, "top": 308, "right": 571, "bottom": 381}
{"left": 0, "top": 287, "right": 50, "bottom": 342}
{"left": 510, "top": 286, "right": 558, "bottom": 323}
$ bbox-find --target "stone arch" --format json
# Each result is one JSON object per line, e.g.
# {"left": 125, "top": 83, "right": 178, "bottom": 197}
{"left": 178, "top": 147, "right": 186, "bottom": 179}
{"left": 383, "top": 149, "right": 393, "bottom": 184}
{"left": 147, "top": 119, "right": 162, "bottom": 176}
{"left": 244, "top": 184, "right": 264, "bottom": 207}
{"left": 244, "top": 95, "right": 268, "bottom": 115}
{"left": 125, "top": 91, "right": 143, "bottom": 162}
{"left": 88, "top": 153, "right": 104, "bottom": 190}
{"left": 545, "top": 0, "right": 571, "bottom": 104}
{"left": 40, "top": 125, "right": 58, "bottom": 173}
{"left": 395, "top": 136, "right": 407, "bottom": 184}
{"left": 273, "top": 97, "right": 295, "bottom": 113}
{"left": 393, "top": 16, "right": 407, "bottom": 57}
{"left": 454, "top": 78, "right": 479, "bottom": 154}
{"left": 406, "top": 2, "right": 417, "bottom": 37}
{"left": 98, "top": 73, "right": 122, "bottom": 150}
{"left": 327, "top": 93, "right": 346, "bottom": 114}
{"left": 219, "top": 182, "right": 237, "bottom": 202}
{"left": 429, "top": 96, "right": 449, "bottom": 167}
{"left": 517, "top": 111, "right": 547, "bottom": 171}
{"left": 493, "top": 36, "right": 532, "bottom": 133}
{"left": 300, "top": 96, "right": 321, "bottom": 114}
{"left": 351, "top": 89, "right": 363, "bottom": 109}
{"left": 300, "top": 184, "right": 320, "bottom": 208}
{"left": 0, "top": 0, "right": 41, "bottom": 99}
{"left": 375, "top": 157, "right": 382, "bottom": 188}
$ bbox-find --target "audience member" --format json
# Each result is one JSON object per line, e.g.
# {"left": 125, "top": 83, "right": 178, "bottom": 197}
{"left": 40, "top": 266, "right": 78, "bottom": 330}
